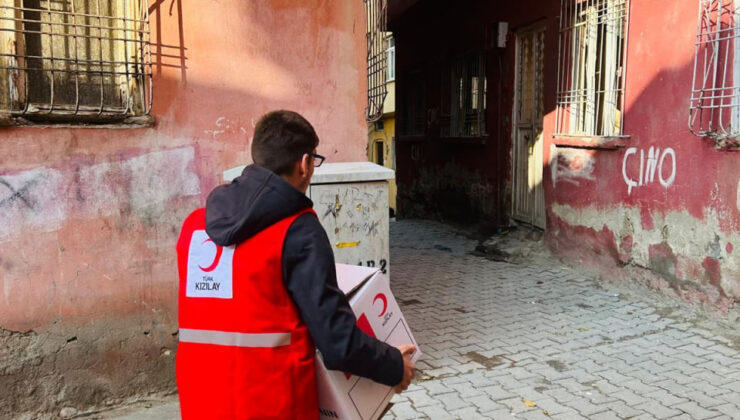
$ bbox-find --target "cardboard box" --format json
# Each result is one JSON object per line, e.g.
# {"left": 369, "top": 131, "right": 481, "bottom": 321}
{"left": 316, "top": 264, "right": 422, "bottom": 420}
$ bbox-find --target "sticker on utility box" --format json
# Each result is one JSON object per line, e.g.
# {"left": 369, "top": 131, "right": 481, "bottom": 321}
{"left": 186, "top": 230, "right": 234, "bottom": 298}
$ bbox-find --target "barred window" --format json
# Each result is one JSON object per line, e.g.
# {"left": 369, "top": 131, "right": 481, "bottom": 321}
{"left": 0, "top": 0, "right": 152, "bottom": 124}
{"left": 440, "top": 51, "right": 487, "bottom": 138}
{"left": 689, "top": 0, "right": 740, "bottom": 143}
{"left": 555, "top": 0, "right": 629, "bottom": 137}
{"left": 365, "top": 0, "right": 387, "bottom": 123}
{"left": 400, "top": 69, "right": 425, "bottom": 136}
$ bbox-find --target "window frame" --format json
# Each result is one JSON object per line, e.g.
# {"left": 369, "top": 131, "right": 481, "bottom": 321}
{"left": 440, "top": 50, "right": 488, "bottom": 139}
{"left": 0, "top": 0, "right": 153, "bottom": 126}
{"left": 689, "top": 0, "right": 740, "bottom": 149}
{"left": 364, "top": 0, "right": 388, "bottom": 124}
{"left": 554, "top": 0, "right": 631, "bottom": 144}
{"left": 398, "top": 68, "right": 426, "bottom": 138}
{"left": 386, "top": 37, "right": 395, "bottom": 82}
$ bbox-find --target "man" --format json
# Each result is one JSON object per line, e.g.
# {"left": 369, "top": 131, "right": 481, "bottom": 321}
{"left": 176, "top": 110, "right": 415, "bottom": 419}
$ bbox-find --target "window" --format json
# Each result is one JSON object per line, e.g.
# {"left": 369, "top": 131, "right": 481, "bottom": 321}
{"left": 689, "top": 0, "right": 740, "bottom": 144}
{"left": 399, "top": 70, "right": 425, "bottom": 136}
{"left": 440, "top": 51, "right": 487, "bottom": 138}
{"left": 0, "top": 0, "right": 152, "bottom": 124}
{"left": 364, "top": 0, "right": 388, "bottom": 123}
{"left": 386, "top": 36, "right": 395, "bottom": 81}
{"left": 555, "top": 0, "right": 629, "bottom": 137}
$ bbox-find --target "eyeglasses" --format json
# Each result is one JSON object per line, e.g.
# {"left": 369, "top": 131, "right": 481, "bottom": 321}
{"left": 309, "top": 153, "right": 325, "bottom": 167}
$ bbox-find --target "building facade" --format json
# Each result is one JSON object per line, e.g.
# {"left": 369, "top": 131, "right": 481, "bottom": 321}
{"left": 390, "top": 0, "right": 740, "bottom": 310}
{"left": 368, "top": 33, "right": 398, "bottom": 215}
{"left": 0, "top": 1, "right": 369, "bottom": 417}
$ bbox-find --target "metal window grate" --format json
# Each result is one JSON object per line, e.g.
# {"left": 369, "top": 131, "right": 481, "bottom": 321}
{"left": 555, "top": 0, "right": 629, "bottom": 137}
{"left": 365, "top": 0, "right": 387, "bottom": 123}
{"left": 0, "top": 0, "right": 152, "bottom": 122}
{"left": 689, "top": 0, "right": 740, "bottom": 143}
{"left": 441, "top": 51, "right": 487, "bottom": 138}
{"left": 400, "top": 69, "right": 425, "bottom": 136}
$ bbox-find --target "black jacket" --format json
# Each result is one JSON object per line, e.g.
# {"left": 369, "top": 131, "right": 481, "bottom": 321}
{"left": 204, "top": 165, "right": 403, "bottom": 386}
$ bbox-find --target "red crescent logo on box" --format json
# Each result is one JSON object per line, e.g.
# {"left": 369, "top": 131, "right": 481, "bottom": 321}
{"left": 198, "top": 238, "right": 223, "bottom": 272}
{"left": 373, "top": 293, "right": 388, "bottom": 317}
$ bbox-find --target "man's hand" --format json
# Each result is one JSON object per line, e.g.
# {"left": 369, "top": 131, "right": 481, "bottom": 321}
{"left": 394, "top": 344, "right": 416, "bottom": 393}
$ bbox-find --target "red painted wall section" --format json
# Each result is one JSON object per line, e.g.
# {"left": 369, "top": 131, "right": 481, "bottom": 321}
{"left": 0, "top": 1, "right": 367, "bottom": 415}
{"left": 546, "top": 1, "right": 740, "bottom": 310}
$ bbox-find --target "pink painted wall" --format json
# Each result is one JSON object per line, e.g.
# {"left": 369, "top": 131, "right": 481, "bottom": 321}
{"left": 546, "top": 1, "right": 740, "bottom": 311}
{"left": 0, "top": 1, "right": 368, "bottom": 416}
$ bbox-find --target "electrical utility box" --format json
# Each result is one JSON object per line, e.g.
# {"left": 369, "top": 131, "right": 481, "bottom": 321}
{"left": 222, "top": 162, "right": 395, "bottom": 277}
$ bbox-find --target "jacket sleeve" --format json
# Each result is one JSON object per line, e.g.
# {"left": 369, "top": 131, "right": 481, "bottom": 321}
{"left": 282, "top": 212, "right": 404, "bottom": 387}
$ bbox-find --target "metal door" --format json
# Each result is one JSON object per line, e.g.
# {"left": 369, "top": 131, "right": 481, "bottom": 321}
{"left": 512, "top": 25, "right": 546, "bottom": 229}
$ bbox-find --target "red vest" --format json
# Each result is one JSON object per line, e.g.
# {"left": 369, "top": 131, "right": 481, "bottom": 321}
{"left": 176, "top": 208, "right": 318, "bottom": 420}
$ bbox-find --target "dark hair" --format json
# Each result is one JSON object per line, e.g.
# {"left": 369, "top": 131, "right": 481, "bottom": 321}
{"left": 251, "top": 110, "right": 320, "bottom": 176}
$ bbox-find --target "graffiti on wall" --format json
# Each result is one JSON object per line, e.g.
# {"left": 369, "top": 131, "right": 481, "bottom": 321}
{"left": 550, "top": 146, "right": 596, "bottom": 187}
{"left": 0, "top": 147, "right": 201, "bottom": 239}
{"left": 622, "top": 147, "right": 676, "bottom": 195}
{"left": 0, "top": 178, "right": 36, "bottom": 210}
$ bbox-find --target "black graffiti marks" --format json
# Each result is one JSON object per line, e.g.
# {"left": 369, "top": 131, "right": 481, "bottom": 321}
{"left": 0, "top": 178, "right": 37, "bottom": 210}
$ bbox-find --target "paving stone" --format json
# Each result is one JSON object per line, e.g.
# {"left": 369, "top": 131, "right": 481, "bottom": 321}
{"left": 497, "top": 397, "right": 539, "bottom": 414}
{"left": 420, "top": 381, "right": 455, "bottom": 396}
{"left": 604, "top": 401, "right": 646, "bottom": 418}
{"left": 478, "top": 408, "right": 520, "bottom": 420}
{"left": 404, "top": 390, "right": 439, "bottom": 408}
{"left": 633, "top": 401, "right": 683, "bottom": 419}
{"left": 673, "top": 401, "right": 723, "bottom": 420}
{"left": 549, "top": 410, "right": 590, "bottom": 420}
{"left": 611, "top": 389, "right": 649, "bottom": 406}
{"left": 447, "top": 406, "right": 486, "bottom": 419}
{"left": 390, "top": 401, "right": 425, "bottom": 419}
{"left": 446, "top": 381, "right": 485, "bottom": 398}
{"left": 478, "top": 385, "right": 517, "bottom": 401}
{"left": 564, "top": 397, "right": 611, "bottom": 417}
{"left": 518, "top": 409, "right": 553, "bottom": 420}
{"left": 687, "top": 391, "right": 727, "bottom": 409}
{"left": 644, "top": 389, "right": 689, "bottom": 407}
{"left": 436, "top": 393, "right": 469, "bottom": 412}
{"left": 463, "top": 395, "right": 506, "bottom": 413}
{"left": 589, "top": 410, "right": 622, "bottom": 420}
{"left": 712, "top": 402, "right": 740, "bottom": 417}
{"left": 415, "top": 404, "right": 452, "bottom": 419}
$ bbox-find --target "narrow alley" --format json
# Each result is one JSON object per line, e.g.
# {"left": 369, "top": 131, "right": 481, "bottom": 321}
{"left": 87, "top": 220, "right": 740, "bottom": 420}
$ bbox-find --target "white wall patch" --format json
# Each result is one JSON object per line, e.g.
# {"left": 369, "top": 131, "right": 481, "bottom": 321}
{"left": 186, "top": 230, "right": 234, "bottom": 299}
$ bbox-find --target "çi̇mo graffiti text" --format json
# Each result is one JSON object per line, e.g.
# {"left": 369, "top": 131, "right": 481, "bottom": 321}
{"left": 622, "top": 147, "right": 676, "bottom": 196}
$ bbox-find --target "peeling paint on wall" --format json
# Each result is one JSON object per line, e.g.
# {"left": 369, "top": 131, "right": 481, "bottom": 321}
{"left": 204, "top": 116, "right": 250, "bottom": 140}
{"left": 551, "top": 203, "right": 740, "bottom": 308}
{"left": 0, "top": 146, "right": 200, "bottom": 240}
{"left": 550, "top": 146, "right": 596, "bottom": 187}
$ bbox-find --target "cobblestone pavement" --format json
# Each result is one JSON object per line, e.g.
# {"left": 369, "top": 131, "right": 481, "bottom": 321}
{"left": 89, "top": 219, "right": 740, "bottom": 420}
{"left": 385, "top": 220, "right": 740, "bottom": 420}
